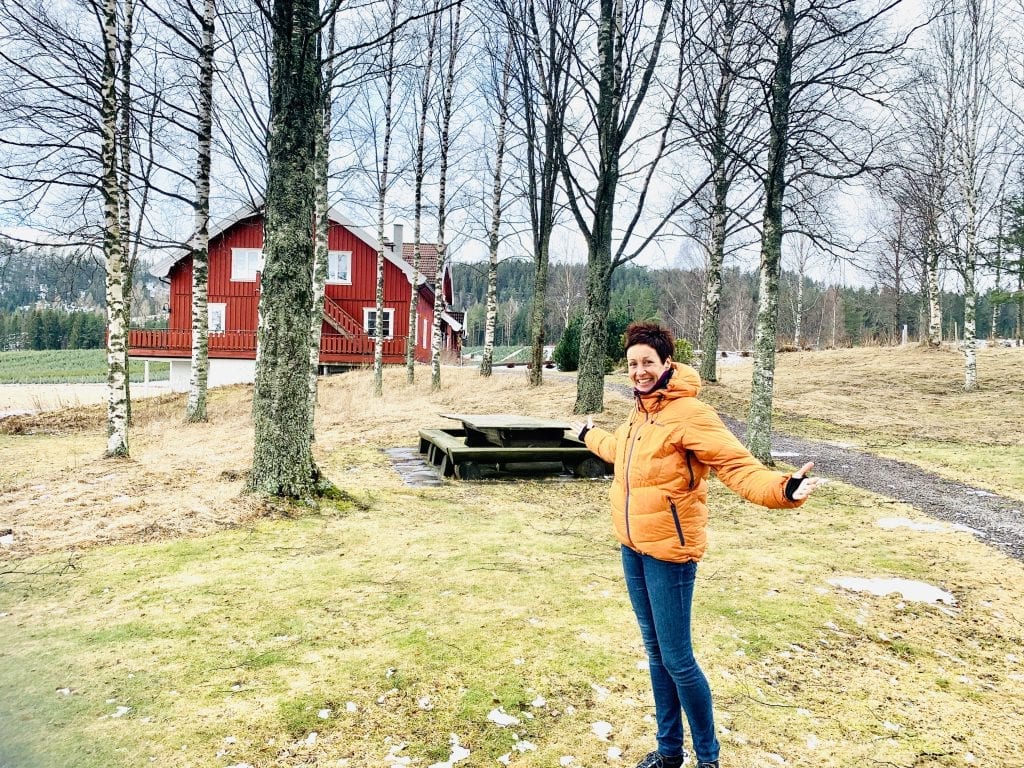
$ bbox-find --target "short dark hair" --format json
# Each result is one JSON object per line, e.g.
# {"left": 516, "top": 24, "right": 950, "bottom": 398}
{"left": 625, "top": 321, "right": 674, "bottom": 362}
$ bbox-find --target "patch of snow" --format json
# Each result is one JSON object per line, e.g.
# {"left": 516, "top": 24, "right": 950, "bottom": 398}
{"left": 876, "top": 517, "right": 975, "bottom": 534}
{"left": 428, "top": 734, "right": 470, "bottom": 768}
{"left": 513, "top": 658, "right": 525, "bottom": 665}
{"left": 305, "top": 732, "right": 318, "bottom": 747}
{"left": 487, "top": 708, "right": 520, "bottom": 727}
{"left": 418, "top": 697, "right": 433, "bottom": 711}
{"left": 805, "top": 734, "right": 819, "bottom": 750}
{"left": 514, "top": 740, "right": 537, "bottom": 752}
{"left": 770, "top": 451, "right": 800, "bottom": 458}
{"left": 636, "top": 660, "right": 649, "bottom": 671}
{"left": 828, "top": 576, "right": 956, "bottom": 606}
{"left": 111, "top": 706, "right": 131, "bottom": 718}
{"left": 559, "top": 757, "right": 574, "bottom": 766}
{"left": 765, "top": 754, "right": 786, "bottom": 764}
{"left": 591, "top": 721, "right": 613, "bottom": 740}
{"left": 318, "top": 708, "right": 332, "bottom": 719}
{"left": 346, "top": 701, "right": 358, "bottom": 712}
{"left": 966, "top": 490, "right": 996, "bottom": 497}
{"left": 224, "top": 736, "right": 237, "bottom": 744}
{"left": 607, "top": 747, "right": 623, "bottom": 760}
{"left": 531, "top": 695, "right": 546, "bottom": 708}
{"left": 591, "top": 683, "right": 610, "bottom": 701}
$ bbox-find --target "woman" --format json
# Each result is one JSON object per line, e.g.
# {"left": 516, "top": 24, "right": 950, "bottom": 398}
{"left": 576, "top": 322, "right": 824, "bottom": 768}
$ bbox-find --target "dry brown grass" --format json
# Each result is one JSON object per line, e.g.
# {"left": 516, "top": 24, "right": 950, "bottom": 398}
{"left": 703, "top": 345, "right": 1024, "bottom": 445}
{"left": 0, "top": 368, "right": 614, "bottom": 557}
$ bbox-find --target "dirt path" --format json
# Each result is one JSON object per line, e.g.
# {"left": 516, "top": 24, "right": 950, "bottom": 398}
{"left": 717, "top": 414, "right": 1024, "bottom": 563}
{"left": 594, "top": 376, "right": 1024, "bottom": 562}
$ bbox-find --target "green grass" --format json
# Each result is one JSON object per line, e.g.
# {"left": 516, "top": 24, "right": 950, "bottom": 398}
{"left": 460, "top": 345, "right": 534, "bottom": 363}
{"left": 4, "top": 456, "right": 1024, "bottom": 767}
{"left": 0, "top": 349, "right": 169, "bottom": 383}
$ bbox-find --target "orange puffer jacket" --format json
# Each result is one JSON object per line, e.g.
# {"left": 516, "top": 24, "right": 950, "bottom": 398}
{"left": 584, "top": 362, "right": 804, "bottom": 563}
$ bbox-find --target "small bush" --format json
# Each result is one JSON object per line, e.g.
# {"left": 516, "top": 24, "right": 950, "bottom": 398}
{"left": 674, "top": 338, "right": 694, "bottom": 364}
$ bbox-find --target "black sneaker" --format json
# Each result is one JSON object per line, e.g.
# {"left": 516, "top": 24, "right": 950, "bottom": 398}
{"left": 634, "top": 752, "right": 686, "bottom": 768}
{"left": 696, "top": 762, "right": 720, "bottom": 768}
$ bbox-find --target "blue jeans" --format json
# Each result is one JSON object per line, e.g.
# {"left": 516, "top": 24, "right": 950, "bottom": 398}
{"left": 622, "top": 546, "right": 720, "bottom": 763}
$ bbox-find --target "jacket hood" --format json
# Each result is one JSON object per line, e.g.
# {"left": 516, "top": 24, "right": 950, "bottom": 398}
{"left": 635, "top": 361, "right": 701, "bottom": 405}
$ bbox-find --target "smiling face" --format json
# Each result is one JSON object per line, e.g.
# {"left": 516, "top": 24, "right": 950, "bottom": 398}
{"left": 626, "top": 343, "right": 672, "bottom": 393}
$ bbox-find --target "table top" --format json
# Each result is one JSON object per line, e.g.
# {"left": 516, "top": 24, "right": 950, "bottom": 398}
{"left": 439, "top": 413, "right": 572, "bottom": 430}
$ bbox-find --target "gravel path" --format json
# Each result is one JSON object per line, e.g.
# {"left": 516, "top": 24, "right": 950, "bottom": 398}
{"left": 597, "top": 377, "right": 1024, "bottom": 563}
{"left": 717, "top": 414, "right": 1024, "bottom": 563}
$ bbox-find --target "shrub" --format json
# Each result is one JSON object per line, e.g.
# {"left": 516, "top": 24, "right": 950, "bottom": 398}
{"left": 553, "top": 313, "right": 582, "bottom": 371}
{"left": 674, "top": 338, "right": 694, "bottom": 364}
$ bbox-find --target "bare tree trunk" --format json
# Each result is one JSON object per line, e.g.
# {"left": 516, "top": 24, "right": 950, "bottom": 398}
{"left": 481, "top": 254, "right": 498, "bottom": 376}
{"left": 698, "top": 169, "right": 728, "bottom": 381}
{"left": 482, "top": 47, "right": 511, "bottom": 378}
{"left": 186, "top": 0, "right": 216, "bottom": 423}
{"left": 250, "top": 0, "right": 321, "bottom": 498}
{"left": 308, "top": 12, "right": 335, "bottom": 439}
{"left": 406, "top": 3, "right": 439, "bottom": 383}
{"left": 374, "top": 0, "right": 399, "bottom": 397}
{"left": 118, "top": 0, "right": 134, "bottom": 427}
{"left": 102, "top": 0, "right": 128, "bottom": 457}
{"left": 431, "top": 0, "right": 462, "bottom": 392}
{"left": 747, "top": 0, "right": 795, "bottom": 466}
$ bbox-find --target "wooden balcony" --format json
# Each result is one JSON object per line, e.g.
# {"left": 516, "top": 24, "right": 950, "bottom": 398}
{"left": 128, "top": 328, "right": 411, "bottom": 364}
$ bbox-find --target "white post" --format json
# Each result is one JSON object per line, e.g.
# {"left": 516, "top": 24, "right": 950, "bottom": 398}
{"left": 144, "top": 360, "right": 150, "bottom": 385}
{"left": 901, "top": 324, "right": 908, "bottom": 346}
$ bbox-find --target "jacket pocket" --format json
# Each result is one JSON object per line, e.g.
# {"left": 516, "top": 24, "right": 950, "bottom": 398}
{"left": 668, "top": 499, "right": 686, "bottom": 548}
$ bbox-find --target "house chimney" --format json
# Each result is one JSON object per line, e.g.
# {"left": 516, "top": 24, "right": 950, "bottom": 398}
{"left": 392, "top": 223, "right": 404, "bottom": 263}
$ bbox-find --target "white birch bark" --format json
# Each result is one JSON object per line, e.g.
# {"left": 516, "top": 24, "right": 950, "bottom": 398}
{"left": 431, "top": 0, "right": 463, "bottom": 392}
{"left": 117, "top": 0, "right": 134, "bottom": 425}
{"left": 406, "top": 1, "right": 439, "bottom": 384}
{"left": 186, "top": 0, "right": 216, "bottom": 423}
{"left": 482, "top": 47, "right": 511, "bottom": 379}
{"left": 308, "top": 13, "right": 334, "bottom": 438}
{"left": 374, "top": 0, "right": 398, "bottom": 397}
{"left": 101, "top": 0, "right": 128, "bottom": 456}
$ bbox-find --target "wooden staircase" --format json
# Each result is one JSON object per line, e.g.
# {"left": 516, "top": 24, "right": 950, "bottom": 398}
{"left": 321, "top": 296, "right": 364, "bottom": 336}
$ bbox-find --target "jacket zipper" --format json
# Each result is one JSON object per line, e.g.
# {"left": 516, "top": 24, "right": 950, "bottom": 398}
{"left": 668, "top": 499, "right": 686, "bottom": 547}
{"left": 684, "top": 450, "right": 696, "bottom": 490}
{"left": 622, "top": 411, "right": 646, "bottom": 548}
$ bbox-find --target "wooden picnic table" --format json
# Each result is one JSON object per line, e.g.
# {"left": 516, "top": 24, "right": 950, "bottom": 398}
{"left": 438, "top": 412, "right": 571, "bottom": 448}
{"left": 417, "top": 413, "right": 610, "bottom": 480}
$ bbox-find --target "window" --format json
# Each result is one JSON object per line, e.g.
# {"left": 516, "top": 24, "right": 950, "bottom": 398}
{"left": 208, "top": 303, "right": 226, "bottom": 333}
{"left": 363, "top": 308, "right": 394, "bottom": 339}
{"left": 327, "top": 251, "right": 351, "bottom": 284}
{"left": 231, "top": 248, "right": 263, "bottom": 281}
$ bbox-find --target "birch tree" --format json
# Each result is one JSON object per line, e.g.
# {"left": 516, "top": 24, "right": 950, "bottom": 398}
{"left": 479, "top": 43, "right": 512, "bottom": 378}
{"left": 370, "top": 0, "right": 401, "bottom": 397}
{"left": 405, "top": 0, "right": 440, "bottom": 383}
{"left": 938, "top": 0, "right": 1006, "bottom": 390}
{"left": 559, "top": 0, "right": 699, "bottom": 413}
{"left": 186, "top": 0, "right": 217, "bottom": 422}
{"left": 430, "top": 0, "right": 463, "bottom": 392}
{"left": 498, "top": 0, "right": 578, "bottom": 386}
{"left": 681, "top": 0, "right": 765, "bottom": 383}
{"left": 101, "top": 0, "right": 130, "bottom": 456}
{"left": 308, "top": 10, "right": 335, "bottom": 439}
{"left": 745, "top": 0, "right": 910, "bottom": 464}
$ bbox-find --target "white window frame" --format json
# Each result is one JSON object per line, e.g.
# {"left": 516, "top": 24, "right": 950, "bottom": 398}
{"left": 421, "top": 317, "right": 428, "bottom": 348}
{"left": 208, "top": 302, "right": 227, "bottom": 333}
{"left": 326, "top": 250, "right": 352, "bottom": 284}
{"left": 363, "top": 308, "right": 395, "bottom": 340}
{"left": 231, "top": 248, "right": 263, "bottom": 281}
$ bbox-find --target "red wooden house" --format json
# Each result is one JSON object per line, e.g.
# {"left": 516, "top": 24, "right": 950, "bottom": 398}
{"left": 130, "top": 205, "right": 463, "bottom": 391}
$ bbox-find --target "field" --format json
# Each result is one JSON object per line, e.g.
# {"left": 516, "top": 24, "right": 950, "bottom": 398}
{"left": 0, "top": 349, "right": 170, "bottom": 384}
{"left": 1, "top": 346, "right": 1023, "bottom": 768}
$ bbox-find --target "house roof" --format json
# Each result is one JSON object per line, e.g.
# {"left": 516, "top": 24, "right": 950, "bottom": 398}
{"left": 150, "top": 203, "right": 425, "bottom": 287}
{"left": 401, "top": 243, "right": 441, "bottom": 284}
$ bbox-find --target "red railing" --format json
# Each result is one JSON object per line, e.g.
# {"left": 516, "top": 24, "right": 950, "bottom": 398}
{"left": 128, "top": 328, "right": 410, "bottom": 363}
